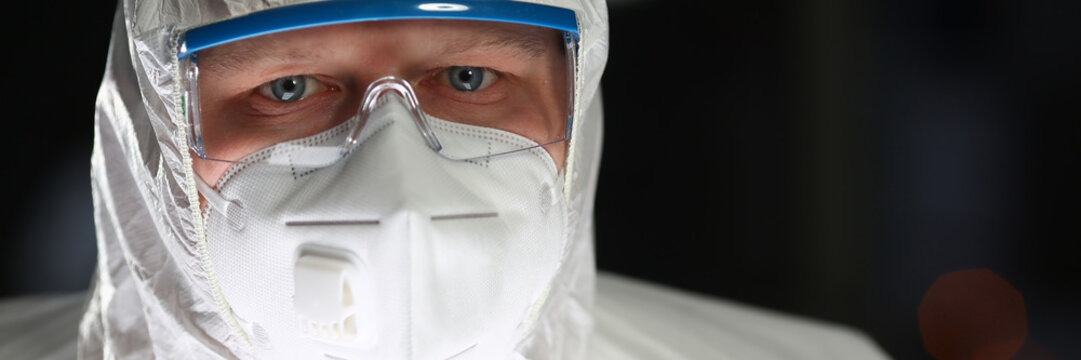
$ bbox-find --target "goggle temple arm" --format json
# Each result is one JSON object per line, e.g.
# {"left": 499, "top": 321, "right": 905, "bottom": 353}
{"left": 181, "top": 54, "right": 208, "bottom": 159}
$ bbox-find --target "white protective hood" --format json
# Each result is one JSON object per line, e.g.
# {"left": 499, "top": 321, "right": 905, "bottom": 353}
{"left": 78, "top": 0, "right": 609, "bottom": 358}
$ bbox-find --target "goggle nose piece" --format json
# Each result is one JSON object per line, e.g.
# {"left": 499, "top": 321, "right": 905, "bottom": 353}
{"left": 346, "top": 76, "right": 443, "bottom": 153}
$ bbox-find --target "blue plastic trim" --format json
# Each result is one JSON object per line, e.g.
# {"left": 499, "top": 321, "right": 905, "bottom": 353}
{"left": 178, "top": 0, "right": 579, "bottom": 59}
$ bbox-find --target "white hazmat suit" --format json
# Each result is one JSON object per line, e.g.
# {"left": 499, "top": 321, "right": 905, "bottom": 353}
{"left": 1, "top": 0, "right": 893, "bottom": 359}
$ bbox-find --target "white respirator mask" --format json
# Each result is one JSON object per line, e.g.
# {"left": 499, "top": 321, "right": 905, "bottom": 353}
{"left": 195, "top": 88, "right": 569, "bottom": 359}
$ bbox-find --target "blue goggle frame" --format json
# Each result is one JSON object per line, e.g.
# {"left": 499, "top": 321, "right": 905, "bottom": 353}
{"left": 178, "top": 0, "right": 580, "bottom": 60}
{"left": 177, "top": 0, "right": 581, "bottom": 166}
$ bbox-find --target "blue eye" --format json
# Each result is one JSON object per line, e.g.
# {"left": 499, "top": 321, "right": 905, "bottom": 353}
{"left": 447, "top": 66, "right": 496, "bottom": 92}
{"left": 259, "top": 75, "right": 321, "bottom": 102}
{"left": 272, "top": 76, "right": 305, "bottom": 102}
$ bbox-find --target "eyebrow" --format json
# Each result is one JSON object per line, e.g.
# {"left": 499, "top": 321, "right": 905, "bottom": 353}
{"left": 200, "top": 38, "right": 330, "bottom": 73}
{"left": 453, "top": 25, "right": 550, "bottom": 59}
{"left": 200, "top": 25, "right": 556, "bottom": 73}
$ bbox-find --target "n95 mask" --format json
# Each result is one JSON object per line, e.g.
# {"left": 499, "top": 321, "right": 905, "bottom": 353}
{"left": 197, "top": 92, "right": 568, "bottom": 359}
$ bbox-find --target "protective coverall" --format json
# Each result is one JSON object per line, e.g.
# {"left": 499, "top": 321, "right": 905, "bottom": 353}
{"left": 0, "top": 0, "right": 889, "bottom": 358}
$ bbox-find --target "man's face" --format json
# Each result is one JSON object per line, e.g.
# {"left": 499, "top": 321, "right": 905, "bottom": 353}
{"left": 191, "top": 20, "right": 570, "bottom": 185}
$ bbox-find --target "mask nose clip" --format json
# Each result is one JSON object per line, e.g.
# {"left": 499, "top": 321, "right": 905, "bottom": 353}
{"left": 347, "top": 76, "right": 443, "bottom": 153}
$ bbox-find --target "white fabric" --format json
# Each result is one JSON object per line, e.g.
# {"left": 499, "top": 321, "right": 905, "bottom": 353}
{"left": 589, "top": 274, "right": 891, "bottom": 360}
{"left": 0, "top": 293, "right": 84, "bottom": 360}
{"left": 8, "top": 274, "right": 889, "bottom": 359}
{"left": 83, "top": 0, "right": 607, "bottom": 358}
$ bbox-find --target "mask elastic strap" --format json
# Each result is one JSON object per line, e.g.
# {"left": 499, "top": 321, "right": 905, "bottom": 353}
{"left": 195, "top": 175, "right": 247, "bottom": 231}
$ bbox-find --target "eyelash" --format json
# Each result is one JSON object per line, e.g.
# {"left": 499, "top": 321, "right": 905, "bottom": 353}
{"left": 422, "top": 66, "right": 507, "bottom": 104}
{"left": 249, "top": 66, "right": 506, "bottom": 115}
{"left": 244, "top": 76, "right": 335, "bottom": 117}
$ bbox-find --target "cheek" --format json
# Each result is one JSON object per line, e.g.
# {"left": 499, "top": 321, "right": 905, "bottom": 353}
{"left": 503, "top": 99, "right": 567, "bottom": 172}
{"left": 542, "top": 140, "right": 567, "bottom": 173}
{"left": 506, "top": 78, "right": 569, "bottom": 172}
{"left": 192, "top": 155, "right": 233, "bottom": 188}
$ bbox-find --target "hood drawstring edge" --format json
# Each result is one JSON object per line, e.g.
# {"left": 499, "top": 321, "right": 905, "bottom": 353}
{"left": 173, "top": 47, "right": 252, "bottom": 347}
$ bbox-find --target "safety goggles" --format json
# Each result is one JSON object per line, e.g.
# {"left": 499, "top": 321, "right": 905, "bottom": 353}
{"left": 178, "top": 0, "right": 580, "bottom": 168}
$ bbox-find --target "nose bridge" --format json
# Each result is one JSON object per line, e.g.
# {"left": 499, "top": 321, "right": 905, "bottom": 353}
{"left": 347, "top": 76, "right": 442, "bottom": 153}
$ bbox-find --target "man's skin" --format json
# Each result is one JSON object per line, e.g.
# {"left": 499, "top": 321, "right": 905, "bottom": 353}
{"left": 191, "top": 19, "right": 571, "bottom": 186}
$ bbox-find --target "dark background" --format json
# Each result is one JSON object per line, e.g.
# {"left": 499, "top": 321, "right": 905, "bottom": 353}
{"left": 1, "top": 0, "right": 1077, "bottom": 359}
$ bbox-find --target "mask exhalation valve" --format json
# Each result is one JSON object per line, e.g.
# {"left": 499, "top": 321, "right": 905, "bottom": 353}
{"left": 293, "top": 249, "right": 376, "bottom": 348}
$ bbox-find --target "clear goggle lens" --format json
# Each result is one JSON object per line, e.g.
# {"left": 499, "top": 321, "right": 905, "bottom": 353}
{"left": 180, "top": 18, "right": 578, "bottom": 168}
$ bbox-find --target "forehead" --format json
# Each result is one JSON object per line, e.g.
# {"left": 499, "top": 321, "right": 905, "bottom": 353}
{"left": 198, "top": 20, "right": 556, "bottom": 69}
